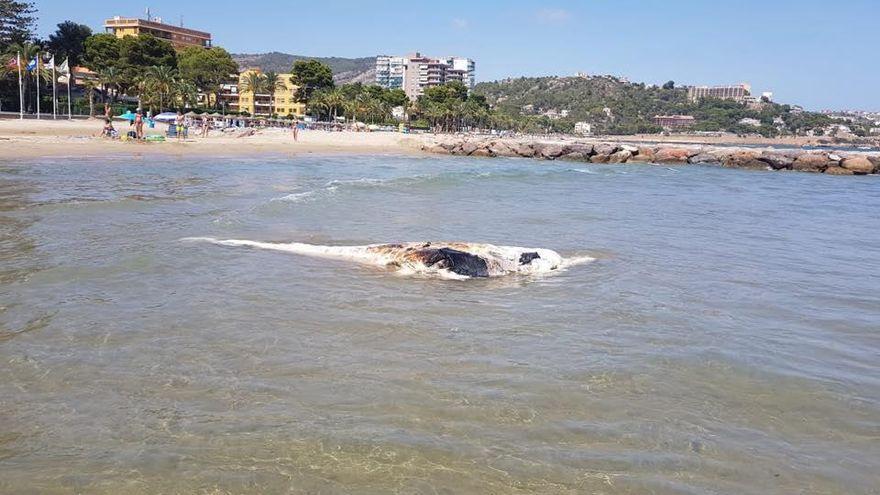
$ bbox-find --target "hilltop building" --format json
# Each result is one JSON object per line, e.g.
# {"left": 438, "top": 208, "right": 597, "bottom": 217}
{"left": 219, "top": 69, "right": 306, "bottom": 117}
{"left": 654, "top": 115, "right": 696, "bottom": 130}
{"left": 376, "top": 53, "right": 475, "bottom": 100}
{"left": 104, "top": 15, "right": 211, "bottom": 49}
{"left": 687, "top": 83, "right": 751, "bottom": 103}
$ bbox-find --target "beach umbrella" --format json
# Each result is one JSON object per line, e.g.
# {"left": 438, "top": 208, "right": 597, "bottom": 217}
{"left": 117, "top": 110, "right": 136, "bottom": 122}
{"left": 209, "top": 112, "right": 222, "bottom": 118}
{"left": 184, "top": 111, "right": 197, "bottom": 117}
{"left": 153, "top": 112, "right": 177, "bottom": 123}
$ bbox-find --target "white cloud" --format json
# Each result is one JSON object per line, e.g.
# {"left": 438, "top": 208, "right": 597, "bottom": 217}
{"left": 536, "top": 8, "right": 571, "bottom": 23}
{"left": 451, "top": 18, "right": 469, "bottom": 29}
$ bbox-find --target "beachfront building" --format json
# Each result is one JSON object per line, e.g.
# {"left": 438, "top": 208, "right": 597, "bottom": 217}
{"left": 376, "top": 53, "right": 476, "bottom": 100}
{"left": 104, "top": 15, "right": 212, "bottom": 49}
{"left": 234, "top": 69, "right": 306, "bottom": 117}
{"left": 654, "top": 115, "right": 696, "bottom": 130}
{"left": 375, "top": 55, "right": 407, "bottom": 89}
{"left": 687, "top": 83, "right": 751, "bottom": 103}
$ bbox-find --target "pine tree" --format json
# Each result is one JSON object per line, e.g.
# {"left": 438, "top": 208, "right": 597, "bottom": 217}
{"left": 0, "top": 0, "right": 36, "bottom": 48}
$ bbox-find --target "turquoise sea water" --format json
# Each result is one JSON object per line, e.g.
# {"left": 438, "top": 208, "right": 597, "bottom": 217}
{"left": 1, "top": 154, "right": 878, "bottom": 494}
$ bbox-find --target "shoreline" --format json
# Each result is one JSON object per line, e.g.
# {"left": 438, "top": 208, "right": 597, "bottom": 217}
{"left": 2, "top": 120, "right": 878, "bottom": 175}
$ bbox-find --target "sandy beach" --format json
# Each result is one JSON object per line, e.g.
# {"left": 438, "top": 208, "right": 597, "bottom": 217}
{"left": 5, "top": 119, "right": 876, "bottom": 162}
{"left": 0, "top": 118, "right": 430, "bottom": 159}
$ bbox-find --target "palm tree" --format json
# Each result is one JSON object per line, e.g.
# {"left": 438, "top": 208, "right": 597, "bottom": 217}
{"left": 325, "top": 88, "right": 346, "bottom": 122}
{"left": 262, "top": 71, "right": 287, "bottom": 117}
{"left": 308, "top": 90, "right": 329, "bottom": 121}
{"left": 238, "top": 71, "right": 268, "bottom": 116}
{"left": 79, "top": 78, "right": 103, "bottom": 117}
{"left": 2, "top": 42, "right": 42, "bottom": 113}
{"left": 143, "top": 66, "right": 177, "bottom": 112}
{"left": 98, "top": 67, "right": 122, "bottom": 103}
{"left": 173, "top": 79, "right": 198, "bottom": 109}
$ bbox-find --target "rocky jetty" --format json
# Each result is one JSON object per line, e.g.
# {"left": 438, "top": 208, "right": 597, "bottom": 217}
{"left": 421, "top": 137, "right": 879, "bottom": 176}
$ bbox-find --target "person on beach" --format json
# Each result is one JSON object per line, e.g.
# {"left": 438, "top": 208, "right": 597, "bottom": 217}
{"left": 175, "top": 111, "right": 185, "bottom": 141}
{"left": 134, "top": 110, "right": 144, "bottom": 140}
{"left": 202, "top": 117, "right": 211, "bottom": 138}
{"left": 292, "top": 120, "right": 298, "bottom": 142}
{"left": 101, "top": 118, "right": 117, "bottom": 139}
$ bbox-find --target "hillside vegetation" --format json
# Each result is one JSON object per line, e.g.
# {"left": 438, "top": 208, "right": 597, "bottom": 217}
{"left": 474, "top": 76, "right": 844, "bottom": 137}
{"left": 232, "top": 52, "right": 374, "bottom": 84}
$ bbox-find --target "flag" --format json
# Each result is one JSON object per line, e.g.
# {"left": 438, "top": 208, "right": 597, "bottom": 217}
{"left": 25, "top": 57, "right": 37, "bottom": 72}
{"left": 5, "top": 56, "right": 18, "bottom": 69}
{"left": 44, "top": 54, "right": 54, "bottom": 70}
{"left": 57, "top": 58, "right": 69, "bottom": 74}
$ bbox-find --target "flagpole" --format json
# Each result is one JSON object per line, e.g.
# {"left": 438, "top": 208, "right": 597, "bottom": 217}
{"left": 67, "top": 62, "right": 72, "bottom": 120}
{"left": 36, "top": 52, "right": 40, "bottom": 120}
{"left": 17, "top": 52, "right": 24, "bottom": 120}
{"left": 52, "top": 55, "right": 57, "bottom": 120}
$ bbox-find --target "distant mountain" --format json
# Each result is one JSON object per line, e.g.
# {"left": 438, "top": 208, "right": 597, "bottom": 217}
{"left": 231, "top": 52, "right": 376, "bottom": 85}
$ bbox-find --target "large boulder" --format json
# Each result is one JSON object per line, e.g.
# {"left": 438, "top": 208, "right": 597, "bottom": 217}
{"left": 559, "top": 151, "right": 590, "bottom": 161}
{"left": 759, "top": 152, "right": 796, "bottom": 170}
{"left": 654, "top": 148, "right": 692, "bottom": 163}
{"left": 590, "top": 153, "right": 611, "bottom": 163}
{"left": 537, "top": 143, "right": 566, "bottom": 159}
{"left": 566, "top": 143, "right": 595, "bottom": 156}
{"left": 867, "top": 155, "right": 880, "bottom": 171}
{"left": 487, "top": 141, "right": 518, "bottom": 157}
{"left": 792, "top": 153, "right": 836, "bottom": 173}
{"left": 512, "top": 142, "right": 536, "bottom": 158}
{"left": 593, "top": 143, "right": 618, "bottom": 156}
{"left": 633, "top": 147, "right": 657, "bottom": 163}
{"left": 723, "top": 151, "right": 771, "bottom": 170}
{"left": 619, "top": 144, "right": 640, "bottom": 153}
{"left": 425, "top": 144, "right": 448, "bottom": 154}
{"left": 689, "top": 153, "right": 720, "bottom": 164}
{"left": 608, "top": 150, "right": 633, "bottom": 163}
{"left": 471, "top": 147, "right": 493, "bottom": 157}
{"left": 461, "top": 141, "right": 481, "bottom": 155}
{"left": 825, "top": 166, "right": 854, "bottom": 175}
{"left": 840, "top": 156, "right": 875, "bottom": 174}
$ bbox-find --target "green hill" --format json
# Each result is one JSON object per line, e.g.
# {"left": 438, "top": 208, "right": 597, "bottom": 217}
{"left": 231, "top": 52, "right": 375, "bottom": 84}
{"left": 474, "top": 75, "right": 838, "bottom": 136}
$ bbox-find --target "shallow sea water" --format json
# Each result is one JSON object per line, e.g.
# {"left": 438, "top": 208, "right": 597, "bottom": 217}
{"left": 1, "top": 154, "right": 878, "bottom": 494}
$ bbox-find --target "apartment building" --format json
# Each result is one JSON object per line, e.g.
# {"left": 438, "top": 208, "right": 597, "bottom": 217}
{"left": 377, "top": 52, "right": 476, "bottom": 100}
{"left": 654, "top": 115, "right": 696, "bottom": 129}
{"left": 232, "top": 69, "right": 306, "bottom": 117}
{"left": 104, "top": 16, "right": 211, "bottom": 49}
{"left": 687, "top": 83, "right": 751, "bottom": 102}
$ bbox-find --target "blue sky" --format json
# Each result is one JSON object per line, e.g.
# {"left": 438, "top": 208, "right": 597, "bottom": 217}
{"left": 35, "top": 0, "right": 879, "bottom": 110}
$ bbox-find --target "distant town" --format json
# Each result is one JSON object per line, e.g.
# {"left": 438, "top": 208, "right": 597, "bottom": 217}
{"left": 4, "top": 10, "right": 879, "bottom": 141}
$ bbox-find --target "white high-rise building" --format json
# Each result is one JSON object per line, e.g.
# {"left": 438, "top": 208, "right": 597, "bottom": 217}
{"left": 375, "top": 55, "right": 406, "bottom": 90}
{"left": 375, "top": 53, "right": 476, "bottom": 100}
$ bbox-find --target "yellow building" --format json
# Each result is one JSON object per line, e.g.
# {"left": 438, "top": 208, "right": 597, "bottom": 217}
{"left": 236, "top": 69, "right": 306, "bottom": 117}
{"left": 104, "top": 16, "right": 211, "bottom": 50}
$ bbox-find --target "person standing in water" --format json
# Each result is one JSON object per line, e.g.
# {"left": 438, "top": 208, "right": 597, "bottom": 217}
{"left": 292, "top": 120, "right": 299, "bottom": 142}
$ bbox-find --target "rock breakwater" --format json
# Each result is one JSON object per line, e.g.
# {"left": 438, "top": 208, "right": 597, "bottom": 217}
{"left": 421, "top": 137, "right": 879, "bottom": 176}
